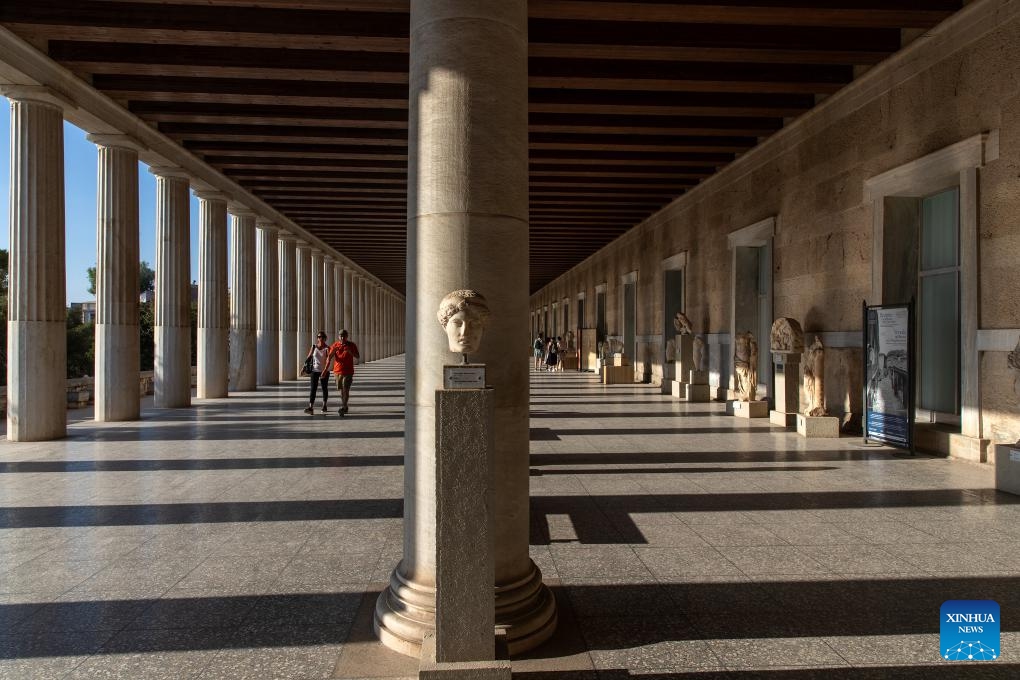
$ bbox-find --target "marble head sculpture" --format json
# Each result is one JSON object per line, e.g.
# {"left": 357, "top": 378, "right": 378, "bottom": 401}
{"left": 437, "top": 289, "right": 491, "bottom": 357}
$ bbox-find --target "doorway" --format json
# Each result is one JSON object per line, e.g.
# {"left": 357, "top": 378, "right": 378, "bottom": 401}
{"left": 663, "top": 267, "right": 684, "bottom": 390}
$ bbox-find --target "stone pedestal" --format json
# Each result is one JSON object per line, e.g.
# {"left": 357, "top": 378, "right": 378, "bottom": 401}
{"left": 152, "top": 169, "right": 192, "bottom": 408}
{"left": 675, "top": 335, "right": 695, "bottom": 377}
{"left": 420, "top": 631, "right": 510, "bottom": 680}
{"left": 603, "top": 365, "right": 633, "bottom": 384}
{"left": 608, "top": 354, "right": 628, "bottom": 367}
{"left": 770, "top": 351, "right": 801, "bottom": 427}
{"left": 797, "top": 414, "right": 840, "bottom": 438}
{"left": 375, "top": 0, "right": 554, "bottom": 658}
{"left": 434, "top": 388, "right": 495, "bottom": 663}
{"left": 91, "top": 136, "right": 140, "bottom": 422}
{"left": 196, "top": 191, "right": 229, "bottom": 398}
{"left": 684, "top": 383, "right": 712, "bottom": 401}
{"left": 727, "top": 400, "right": 769, "bottom": 418}
{"left": 994, "top": 445, "right": 1020, "bottom": 496}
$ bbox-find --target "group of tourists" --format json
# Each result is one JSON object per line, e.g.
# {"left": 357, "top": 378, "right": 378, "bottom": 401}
{"left": 533, "top": 333, "right": 566, "bottom": 372}
{"left": 303, "top": 329, "right": 361, "bottom": 416}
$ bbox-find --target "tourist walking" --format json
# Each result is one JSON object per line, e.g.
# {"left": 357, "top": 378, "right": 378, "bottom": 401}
{"left": 533, "top": 334, "right": 545, "bottom": 370}
{"left": 544, "top": 336, "right": 558, "bottom": 371}
{"left": 304, "top": 331, "right": 331, "bottom": 414}
{"left": 326, "top": 329, "right": 361, "bottom": 416}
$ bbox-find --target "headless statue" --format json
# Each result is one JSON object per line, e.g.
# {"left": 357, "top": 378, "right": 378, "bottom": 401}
{"left": 803, "top": 335, "right": 826, "bottom": 416}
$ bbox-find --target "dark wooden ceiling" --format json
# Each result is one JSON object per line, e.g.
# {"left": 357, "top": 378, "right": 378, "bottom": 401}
{"left": 1, "top": 0, "right": 964, "bottom": 293}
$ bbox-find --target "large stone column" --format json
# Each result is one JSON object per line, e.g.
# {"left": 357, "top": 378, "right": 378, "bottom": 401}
{"left": 195, "top": 190, "right": 229, "bottom": 399}
{"left": 356, "top": 276, "right": 366, "bottom": 357}
{"left": 311, "top": 249, "right": 325, "bottom": 335}
{"left": 365, "top": 282, "right": 374, "bottom": 362}
{"left": 256, "top": 221, "right": 279, "bottom": 385}
{"left": 323, "top": 256, "right": 336, "bottom": 340}
{"left": 338, "top": 260, "right": 350, "bottom": 338}
{"left": 343, "top": 267, "right": 354, "bottom": 331}
{"left": 296, "top": 242, "right": 312, "bottom": 355}
{"left": 4, "top": 90, "right": 67, "bottom": 441}
{"left": 279, "top": 234, "right": 298, "bottom": 381}
{"left": 152, "top": 167, "right": 192, "bottom": 408}
{"left": 90, "top": 135, "right": 140, "bottom": 422}
{"left": 229, "top": 208, "right": 257, "bottom": 391}
{"left": 375, "top": 0, "right": 554, "bottom": 656}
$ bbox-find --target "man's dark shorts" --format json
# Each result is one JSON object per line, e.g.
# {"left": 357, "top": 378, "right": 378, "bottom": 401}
{"left": 336, "top": 374, "right": 353, "bottom": 390}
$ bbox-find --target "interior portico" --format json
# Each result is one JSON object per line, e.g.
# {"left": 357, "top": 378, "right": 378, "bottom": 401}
{"left": 2, "top": 0, "right": 1020, "bottom": 677}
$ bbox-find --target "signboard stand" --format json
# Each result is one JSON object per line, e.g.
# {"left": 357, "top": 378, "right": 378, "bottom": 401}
{"left": 862, "top": 301, "right": 916, "bottom": 454}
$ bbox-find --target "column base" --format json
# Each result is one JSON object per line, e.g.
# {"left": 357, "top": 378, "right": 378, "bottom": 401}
{"left": 727, "top": 400, "right": 768, "bottom": 418}
{"left": 8, "top": 319, "right": 66, "bottom": 442}
{"left": 155, "top": 325, "right": 192, "bottom": 408}
{"left": 96, "top": 322, "right": 140, "bottom": 422}
{"left": 374, "top": 560, "right": 557, "bottom": 658}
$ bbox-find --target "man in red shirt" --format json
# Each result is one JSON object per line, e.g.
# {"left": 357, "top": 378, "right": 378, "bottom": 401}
{"left": 326, "top": 329, "right": 361, "bottom": 416}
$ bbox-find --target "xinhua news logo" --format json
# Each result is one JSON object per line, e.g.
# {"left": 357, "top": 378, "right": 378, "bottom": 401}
{"left": 941, "top": 600, "right": 1000, "bottom": 661}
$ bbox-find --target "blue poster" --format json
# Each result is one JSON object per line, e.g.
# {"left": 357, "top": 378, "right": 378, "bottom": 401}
{"left": 941, "top": 600, "right": 1000, "bottom": 661}
{"left": 865, "top": 305, "right": 911, "bottom": 448}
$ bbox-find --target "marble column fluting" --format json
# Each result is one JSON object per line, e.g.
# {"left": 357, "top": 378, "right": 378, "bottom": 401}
{"left": 4, "top": 91, "right": 67, "bottom": 441}
{"left": 278, "top": 235, "right": 297, "bottom": 381}
{"left": 296, "top": 243, "right": 312, "bottom": 355}
{"left": 333, "top": 261, "right": 344, "bottom": 337}
{"left": 90, "top": 135, "right": 140, "bottom": 422}
{"left": 374, "top": 0, "right": 555, "bottom": 656}
{"left": 196, "top": 191, "right": 229, "bottom": 399}
{"left": 356, "top": 276, "right": 366, "bottom": 357}
{"left": 323, "top": 257, "right": 336, "bottom": 339}
{"left": 311, "top": 250, "right": 325, "bottom": 336}
{"left": 152, "top": 167, "right": 192, "bottom": 408}
{"left": 229, "top": 209, "right": 257, "bottom": 391}
{"left": 256, "top": 221, "right": 279, "bottom": 385}
{"left": 342, "top": 267, "right": 354, "bottom": 331}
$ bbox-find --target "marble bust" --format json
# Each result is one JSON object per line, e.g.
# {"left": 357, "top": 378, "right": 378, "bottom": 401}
{"left": 770, "top": 317, "right": 805, "bottom": 353}
{"left": 437, "top": 289, "right": 490, "bottom": 359}
{"left": 673, "top": 311, "right": 693, "bottom": 335}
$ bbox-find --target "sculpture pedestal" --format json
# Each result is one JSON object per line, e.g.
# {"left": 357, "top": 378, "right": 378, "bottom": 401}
{"left": 687, "top": 369, "right": 708, "bottom": 384}
{"left": 797, "top": 414, "right": 840, "bottom": 438}
{"left": 419, "top": 631, "right": 510, "bottom": 680}
{"left": 602, "top": 365, "right": 632, "bottom": 384}
{"left": 727, "top": 400, "right": 768, "bottom": 418}
{"left": 994, "top": 445, "right": 1020, "bottom": 496}
{"left": 771, "top": 351, "right": 801, "bottom": 428}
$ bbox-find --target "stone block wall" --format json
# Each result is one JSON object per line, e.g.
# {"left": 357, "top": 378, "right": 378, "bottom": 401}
{"left": 531, "top": 1, "right": 1020, "bottom": 447}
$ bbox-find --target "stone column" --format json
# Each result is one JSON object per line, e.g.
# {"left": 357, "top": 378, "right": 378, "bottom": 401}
{"left": 90, "top": 135, "right": 141, "bottom": 422}
{"left": 4, "top": 90, "right": 67, "bottom": 441}
{"left": 279, "top": 234, "right": 297, "bottom": 381}
{"left": 323, "top": 256, "right": 336, "bottom": 340}
{"left": 365, "top": 282, "right": 374, "bottom": 362}
{"left": 310, "top": 249, "right": 324, "bottom": 336}
{"left": 333, "top": 260, "right": 344, "bottom": 338}
{"left": 195, "top": 190, "right": 229, "bottom": 399}
{"left": 375, "top": 0, "right": 554, "bottom": 656}
{"left": 296, "top": 242, "right": 312, "bottom": 355}
{"left": 256, "top": 221, "right": 279, "bottom": 385}
{"left": 356, "top": 276, "right": 366, "bottom": 358}
{"left": 229, "top": 208, "right": 257, "bottom": 391}
{"left": 342, "top": 267, "right": 354, "bottom": 331}
{"left": 152, "top": 167, "right": 192, "bottom": 408}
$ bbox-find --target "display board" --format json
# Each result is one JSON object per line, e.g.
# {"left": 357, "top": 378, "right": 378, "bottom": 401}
{"left": 863, "top": 302, "right": 915, "bottom": 451}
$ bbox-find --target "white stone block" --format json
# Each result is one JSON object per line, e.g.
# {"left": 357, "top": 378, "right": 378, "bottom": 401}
{"left": 797, "top": 414, "right": 840, "bottom": 438}
{"left": 994, "top": 445, "right": 1020, "bottom": 496}
{"left": 670, "top": 380, "right": 685, "bottom": 398}
{"left": 770, "top": 410, "right": 797, "bottom": 427}
{"left": 687, "top": 369, "right": 709, "bottom": 385}
{"left": 684, "top": 383, "right": 711, "bottom": 402}
{"left": 727, "top": 400, "right": 768, "bottom": 418}
{"left": 419, "top": 632, "right": 511, "bottom": 680}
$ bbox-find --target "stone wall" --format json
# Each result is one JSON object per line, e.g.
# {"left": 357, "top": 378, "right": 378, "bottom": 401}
{"left": 531, "top": 0, "right": 1020, "bottom": 446}
{"left": 0, "top": 368, "right": 199, "bottom": 415}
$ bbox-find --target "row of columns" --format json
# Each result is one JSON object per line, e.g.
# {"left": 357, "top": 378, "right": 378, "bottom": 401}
{"left": 4, "top": 88, "right": 406, "bottom": 442}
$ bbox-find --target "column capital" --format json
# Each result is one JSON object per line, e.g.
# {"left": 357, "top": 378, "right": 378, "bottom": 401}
{"left": 278, "top": 231, "right": 297, "bottom": 243}
{"left": 149, "top": 165, "right": 191, "bottom": 181}
{"left": 255, "top": 219, "right": 277, "bottom": 233}
{"left": 192, "top": 188, "right": 229, "bottom": 203}
{"left": 0, "top": 84, "right": 72, "bottom": 111}
{"left": 228, "top": 203, "right": 257, "bottom": 218}
{"left": 295, "top": 240, "right": 311, "bottom": 251}
{"left": 86, "top": 133, "right": 146, "bottom": 153}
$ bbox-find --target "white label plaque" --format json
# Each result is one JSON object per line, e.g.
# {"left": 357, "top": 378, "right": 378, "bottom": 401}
{"left": 443, "top": 364, "right": 485, "bottom": 389}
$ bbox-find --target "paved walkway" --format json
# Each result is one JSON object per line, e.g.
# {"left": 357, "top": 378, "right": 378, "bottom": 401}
{"left": 1, "top": 357, "right": 1018, "bottom": 678}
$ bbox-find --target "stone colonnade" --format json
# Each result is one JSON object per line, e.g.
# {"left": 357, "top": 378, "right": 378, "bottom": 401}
{"left": 3, "top": 89, "right": 405, "bottom": 441}
{"left": 374, "top": 0, "right": 555, "bottom": 657}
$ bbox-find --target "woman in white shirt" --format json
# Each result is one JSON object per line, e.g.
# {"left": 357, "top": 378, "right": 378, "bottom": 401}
{"left": 304, "top": 331, "right": 332, "bottom": 414}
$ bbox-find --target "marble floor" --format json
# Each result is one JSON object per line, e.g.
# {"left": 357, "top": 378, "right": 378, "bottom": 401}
{"left": 1, "top": 357, "right": 1018, "bottom": 679}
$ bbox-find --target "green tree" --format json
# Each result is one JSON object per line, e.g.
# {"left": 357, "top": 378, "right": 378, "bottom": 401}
{"left": 87, "top": 260, "right": 156, "bottom": 296}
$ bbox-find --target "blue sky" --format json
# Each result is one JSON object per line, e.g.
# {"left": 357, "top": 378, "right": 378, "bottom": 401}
{"left": 1, "top": 97, "right": 201, "bottom": 304}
